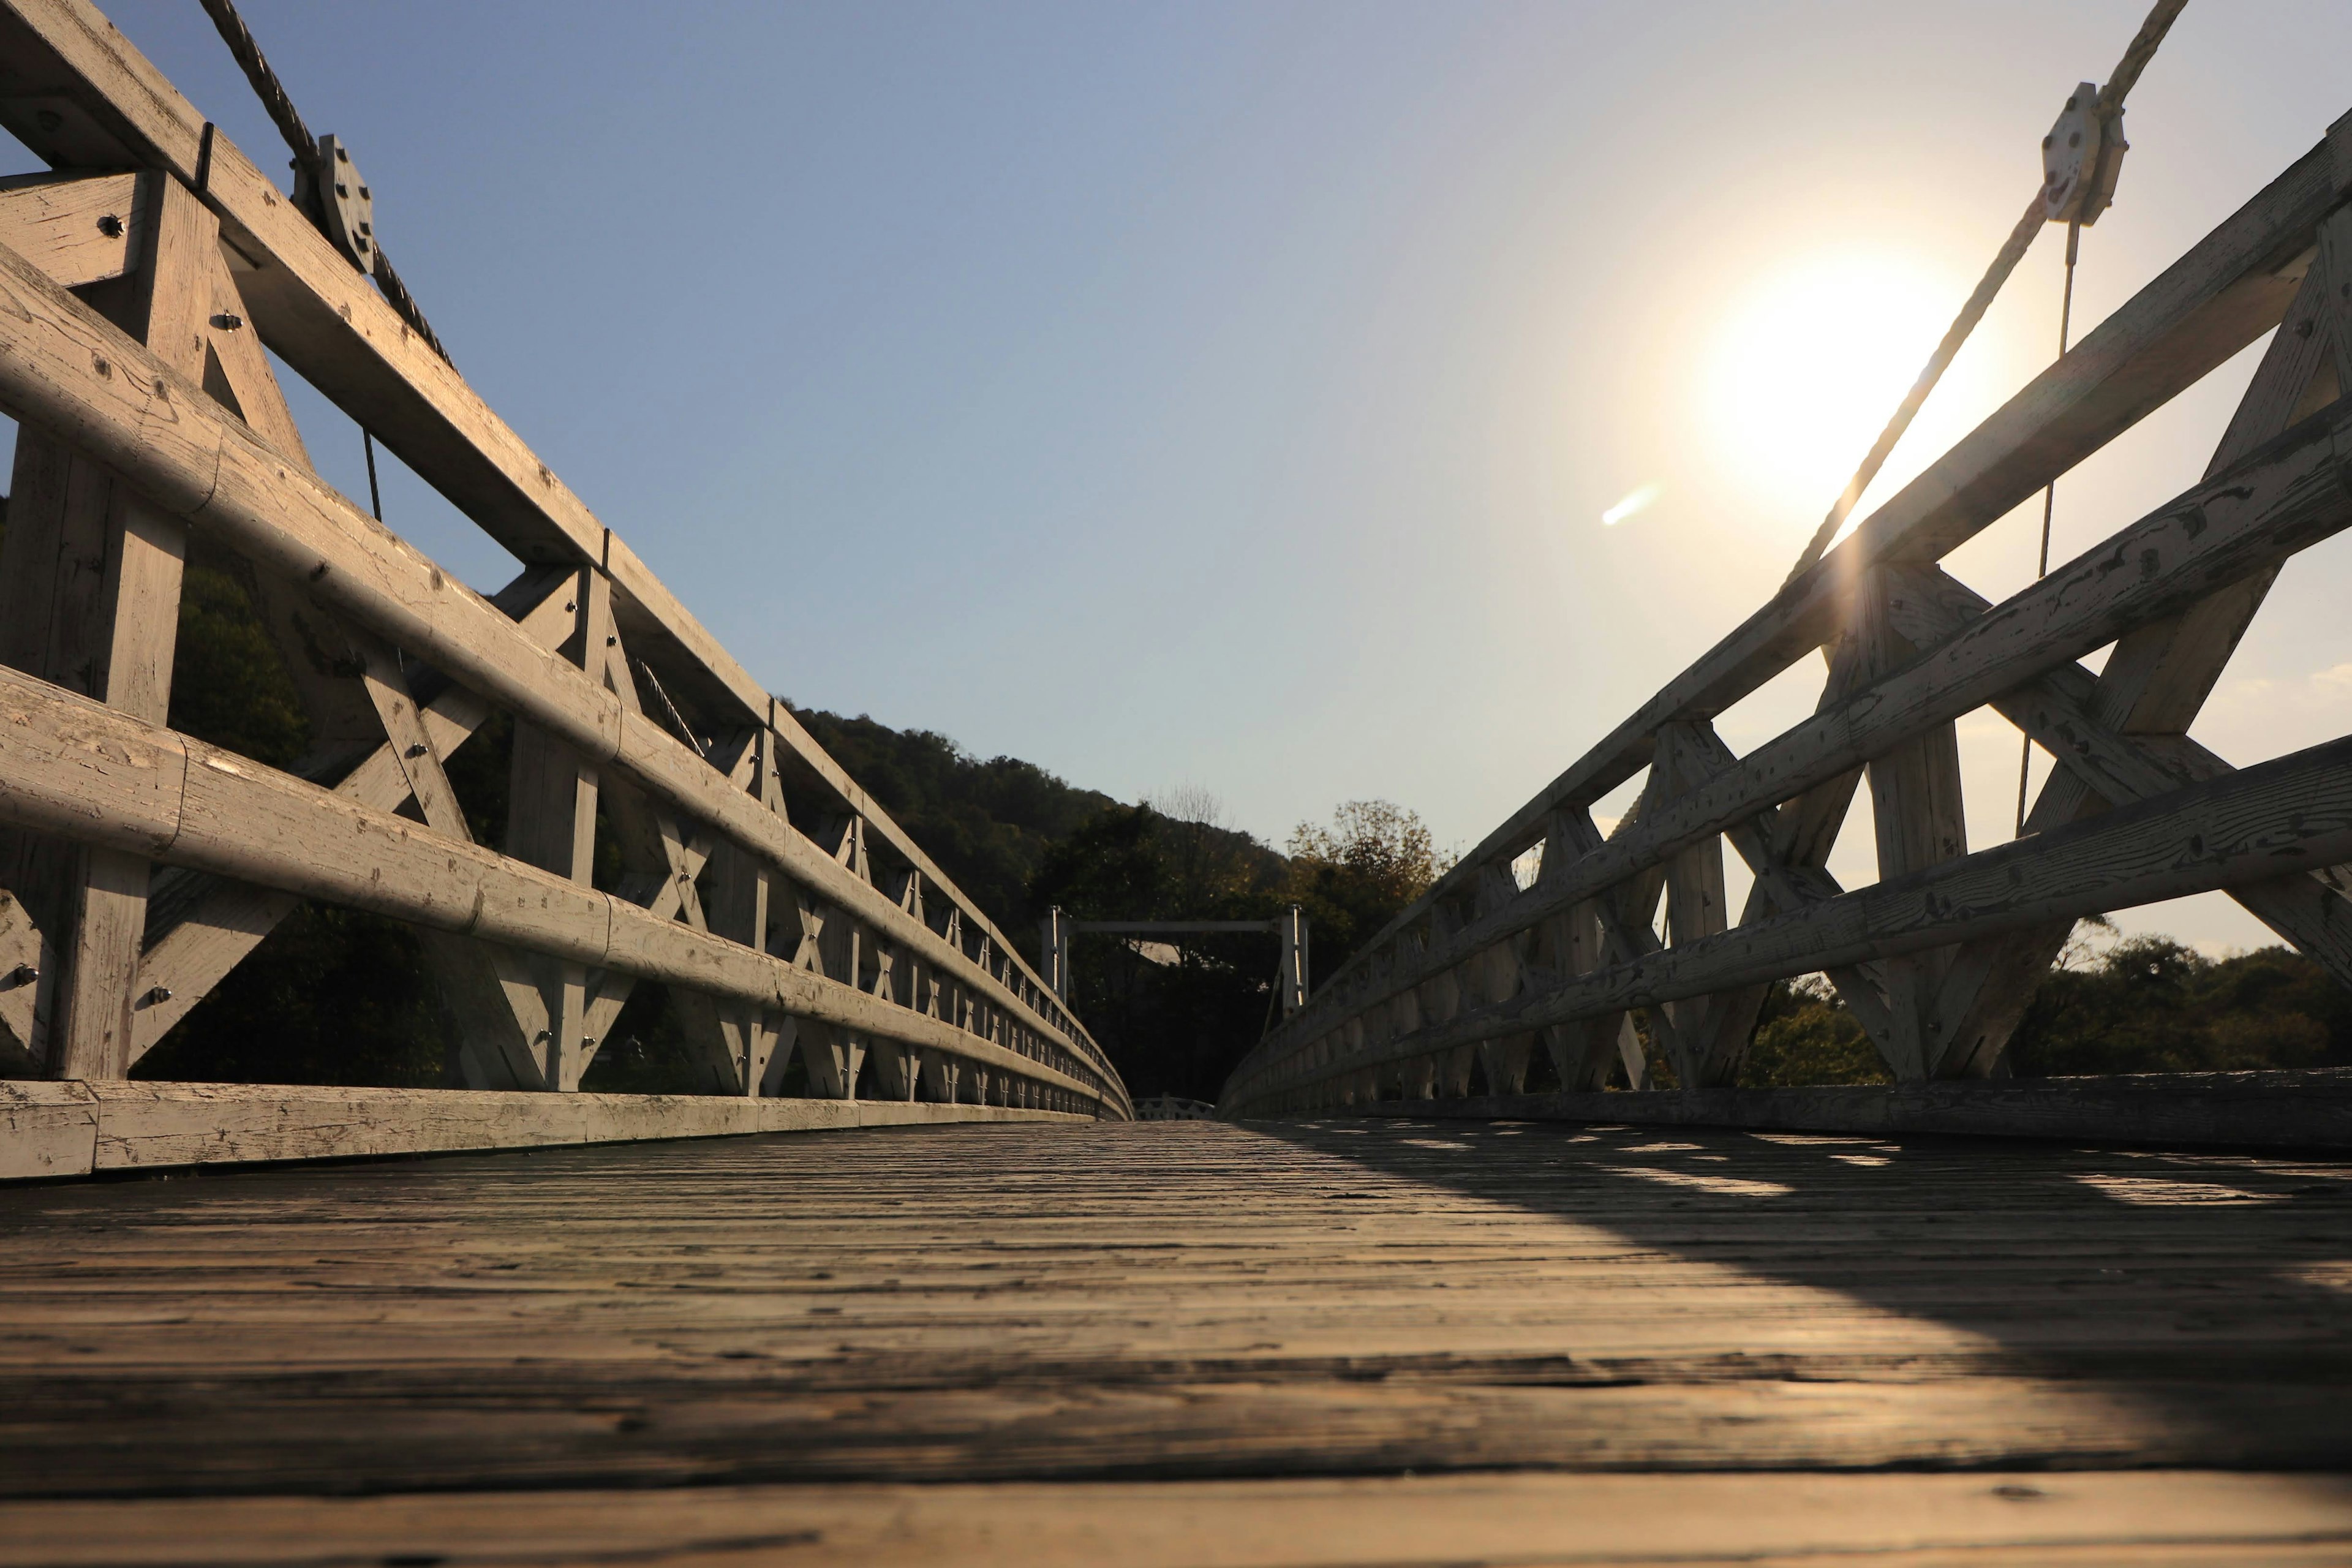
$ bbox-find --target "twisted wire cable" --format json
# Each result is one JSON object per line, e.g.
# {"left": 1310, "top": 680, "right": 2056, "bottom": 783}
{"left": 195, "top": 0, "right": 454, "bottom": 368}
{"left": 1779, "top": 0, "right": 2189, "bottom": 586}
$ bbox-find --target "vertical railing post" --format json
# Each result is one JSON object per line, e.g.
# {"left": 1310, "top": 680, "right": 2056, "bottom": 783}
{"left": 1043, "top": 906, "right": 1071, "bottom": 1001}
{"left": 1278, "top": 906, "right": 1308, "bottom": 1018}
{"left": 0, "top": 171, "right": 214, "bottom": 1082}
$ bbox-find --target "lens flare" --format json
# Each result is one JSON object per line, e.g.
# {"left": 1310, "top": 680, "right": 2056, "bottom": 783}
{"left": 1601, "top": 482, "right": 1664, "bottom": 527}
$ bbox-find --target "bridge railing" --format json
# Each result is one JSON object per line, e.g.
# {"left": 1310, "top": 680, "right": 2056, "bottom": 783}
{"left": 1223, "top": 109, "right": 2352, "bottom": 1129}
{"left": 0, "top": 0, "right": 1130, "bottom": 1131}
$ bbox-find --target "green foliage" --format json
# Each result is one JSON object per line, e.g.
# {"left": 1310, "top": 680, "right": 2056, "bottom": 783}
{"left": 134, "top": 902, "right": 453, "bottom": 1087}
{"left": 788, "top": 705, "right": 1116, "bottom": 932}
{"left": 1283, "top": 800, "right": 1446, "bottom": 993}
{"left": 1735, "top": 977, "right": 1891, "bottom": 1088}
{"left": 165, "top": 545, "right": 310, "bottom": 769}
{"left": 2008, "top": 929, "right": 2352, "bottom": 1077}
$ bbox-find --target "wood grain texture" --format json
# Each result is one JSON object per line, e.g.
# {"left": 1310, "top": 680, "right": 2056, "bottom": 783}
{"left": 0, "top": 1079, "right": 93, "bottom": 1178}
{"left": 0, "top": 1119, "right": 2348, "bottom": 1524}
{"left": 1346, "top": 1068, "right": 2352, "bottom": 1149}
{"left": 0, "top": 172, "right": 135, "bottom": 289}
{"left": 0, "top": 666, "right": 1111, "bottom": 1107}
{"left": 1, "top": 1469, "right": 2348, "bottom": 1566}
{"left": 72, "top": 1082, "right": 1084, "bottom": 1172}
{"left": 1231, "top": 731, "right": 2352, "bottom": 1108}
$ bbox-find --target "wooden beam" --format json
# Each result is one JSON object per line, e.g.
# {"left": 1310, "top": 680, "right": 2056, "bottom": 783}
{"left": 0, "top": 170, "right": 137, "bottom": 288}
{"left": 124, "top": 571, "right": 570, "bottom": 1061}
{"left": 0, "top": 664, "right": 1118, "bottom": 1109}
{"left": 1226, "top": 728, "right": 2352, "bottom": 1107}
{"left": 0, "top": 170, "right": 213, "bottom": 1082}
{"left": 1349, "top": 1068, "right": 2352, "bottom": 1153}
{"left": 1914, "top": 238, "right": 2352, "bottom": 1077}
{"left": 1070, "top": 921, "right": 1281, "bottom": 934}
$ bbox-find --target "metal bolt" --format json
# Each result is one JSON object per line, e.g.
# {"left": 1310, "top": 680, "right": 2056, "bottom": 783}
{"left": 3, "top": 964, "right": 35, "bottom": 987}
{"left": 211, "top": 312, "right": 244, "bottom": 331}
{"left": 2068, "top": 132, "right": 2081, "bottom": 148}
{"left": 141, "top": 986, "right": 172, "bottom": 1006}
{"left": 97, "top": 213, "right": 123, "bottom": 238}
{"left": 35, "top": 109, "right": 61, "bottom": 132}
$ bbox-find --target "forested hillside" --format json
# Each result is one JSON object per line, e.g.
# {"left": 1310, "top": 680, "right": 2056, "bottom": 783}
{"left": 784, "top": 706, "right": 1118, "bottom": 934}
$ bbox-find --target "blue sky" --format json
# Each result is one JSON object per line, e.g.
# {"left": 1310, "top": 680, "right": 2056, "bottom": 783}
{"left": 29, "top": 1, "right": 2352, "bottom": 951}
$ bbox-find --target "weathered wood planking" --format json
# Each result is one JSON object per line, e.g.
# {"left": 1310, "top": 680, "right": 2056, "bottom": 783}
{"left": 0, "top": 172, "right": 137, "bottom": 289}
{"left": 0, "top": 1120, "right": 2349, "bottom": 1512}
{"left": 2, "top": 1469, "right": 2348, "bottom": 1566}
{"left": 0, "top": 1080, "right": 1085, "bottom": 1180}
{"left": 1340, "top": 1068, "right": 2352, "bottom": 1150}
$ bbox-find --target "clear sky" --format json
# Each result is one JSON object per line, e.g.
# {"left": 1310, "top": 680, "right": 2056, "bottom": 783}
{"left": 20, "top": 1, "right": 2352, "bottom": 952}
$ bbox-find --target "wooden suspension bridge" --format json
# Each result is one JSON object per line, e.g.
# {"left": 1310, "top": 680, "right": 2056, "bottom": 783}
{"left": 2, "top": 1, "right": 2352, "bottom": 1560}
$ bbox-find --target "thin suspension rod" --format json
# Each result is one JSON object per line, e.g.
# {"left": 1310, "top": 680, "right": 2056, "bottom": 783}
{"left": 2015, "top": 221, "right": 2082, "bottom": 837}
{"left": 362, "top": 428, "right": 382, "bottom": 521}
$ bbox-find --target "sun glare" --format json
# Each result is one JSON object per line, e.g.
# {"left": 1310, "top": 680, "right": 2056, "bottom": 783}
{"left": 1701, "top": 252, "right": 1983, "bottom": 533}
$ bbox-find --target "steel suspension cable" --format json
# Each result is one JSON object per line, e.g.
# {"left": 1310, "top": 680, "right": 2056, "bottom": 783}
{"left": 1781, "top": 0, "right": 2188, "bottom": 586}
{"left": 195, "top": 0, "right": 454, "bottom": 368}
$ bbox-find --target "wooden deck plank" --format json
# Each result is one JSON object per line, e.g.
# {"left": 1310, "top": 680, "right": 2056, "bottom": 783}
{"left": 0, "top": 1118, "right": 2349, "bottom": 1518}
{"left": 1, "top": 1469, "right": 2348, "bottom": 1566}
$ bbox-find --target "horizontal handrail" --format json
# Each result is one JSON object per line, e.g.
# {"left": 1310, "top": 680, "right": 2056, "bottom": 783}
{"left": 0, "top": 666, "right": 1110, "bottom": 1109}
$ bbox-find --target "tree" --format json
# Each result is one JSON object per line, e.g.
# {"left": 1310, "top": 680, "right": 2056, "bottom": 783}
{"left": 2007, "top": 930, "right": 2350, "bottom": 1077}
{"left": 1283, "top": 800, "right": 1447, "bottom": 992}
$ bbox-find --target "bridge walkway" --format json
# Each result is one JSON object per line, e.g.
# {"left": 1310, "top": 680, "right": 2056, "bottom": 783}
{"left": 2, "top": 1120, "right": 2350, "bottom": 1562}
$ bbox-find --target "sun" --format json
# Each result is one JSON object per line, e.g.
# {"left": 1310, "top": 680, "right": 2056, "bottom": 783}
{"left": 1700, "top": 251, "right": 1985, "bottom": 532}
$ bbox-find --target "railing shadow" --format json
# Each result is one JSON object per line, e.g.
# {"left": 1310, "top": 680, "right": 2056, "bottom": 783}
{"left": 1244, "top": 1113, "right": 2352, "bottom": 1469}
